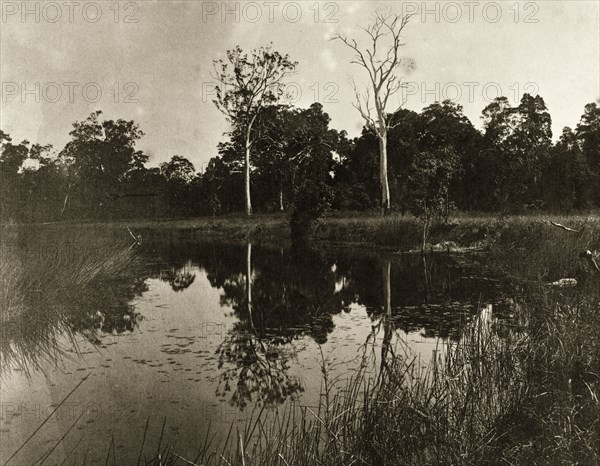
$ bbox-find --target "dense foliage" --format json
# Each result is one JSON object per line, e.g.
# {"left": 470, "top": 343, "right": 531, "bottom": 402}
{"left": 1, "top": 97, "right": 599, "bottom": 224}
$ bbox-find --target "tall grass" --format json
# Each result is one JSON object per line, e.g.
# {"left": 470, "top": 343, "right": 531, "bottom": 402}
{"left": 516, "top": 286, "right": 600, "bottom": 464}
{"left": 136, "top": 216, "right": 600, "bottom": 466}
{"left": 314, "top": 213, "right": 498, "bottom": 250}
{"left": 314, "top": 213, "right": 600, "bottom": 257}
{"left": 29, "top": 212, "right": 600, "bottom": 253}
{"left": 0, "top": 227, "right": 139, "bottom": 377}
{"left": 489, "top": 216, "right": 600, "bottom": 281}
{"left": 144, "top": 289, "right": 599, "bottom": 466}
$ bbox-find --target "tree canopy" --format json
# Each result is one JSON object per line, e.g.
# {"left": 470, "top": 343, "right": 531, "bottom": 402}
{"left": 2, "top": 95, "right": 600, "bottom": 224}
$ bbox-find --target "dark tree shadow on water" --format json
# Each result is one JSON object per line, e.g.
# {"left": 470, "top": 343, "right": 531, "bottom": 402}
{"left": 215, "top": 243, "right": 306, "bottom": 409}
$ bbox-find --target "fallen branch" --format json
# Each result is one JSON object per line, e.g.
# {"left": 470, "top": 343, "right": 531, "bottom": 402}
{"left": 547, "top": 221, "right": 580, "bottom": 233}
{"left": 547, "top": 278, "right": 578, "bottom": 288}
{"left": 127, "top": 226, "right": 138, "bottom": 242}
{"left": 127, "top": 226, "right": 142, "bottom": 249}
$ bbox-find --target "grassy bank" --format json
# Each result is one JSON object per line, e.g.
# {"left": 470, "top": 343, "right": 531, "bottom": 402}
{"left": 11, "top": 212, "right": 600, "bottom": 254}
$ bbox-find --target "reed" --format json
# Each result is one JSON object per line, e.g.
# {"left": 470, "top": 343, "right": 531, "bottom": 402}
{"left": 0, "top": 227, "right": 139, "bottom": 377}
{"left": 138, "top": 288, "right": 600, "bottom": 464}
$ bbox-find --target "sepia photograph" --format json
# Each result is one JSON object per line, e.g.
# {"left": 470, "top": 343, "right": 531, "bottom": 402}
{"left": 1, "top": 0, "right": 599, "bottom": 464}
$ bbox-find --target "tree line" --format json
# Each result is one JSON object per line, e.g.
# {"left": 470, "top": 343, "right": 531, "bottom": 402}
{"left": 1, "top": 96, "right": 598, "bottom": 226}
{"left": 3, "top": 11, "right": 598, "bottom": 230}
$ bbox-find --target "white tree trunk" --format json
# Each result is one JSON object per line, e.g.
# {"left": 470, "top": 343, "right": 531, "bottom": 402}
{"left": 279, "top": 188, "right": 284, "bottom": 212}
{"left": 383, "top": 259, "right": 391, "bottom": 318}
{"left": 379, "top": 135, "right": 391, "bottom": 215}
{"left": 246, "top": 242, "right": 254, "bottom": 331}
{"left": 379, "top": 259, "right": 393, "bottom": 377}
{"left": 245, "top": 130, "right": 252, "bottom": 216}
{"left": 61, "top": 182, "right": 72, "bottom": 218}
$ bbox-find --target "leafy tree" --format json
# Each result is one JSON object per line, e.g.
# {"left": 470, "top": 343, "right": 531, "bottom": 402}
{"left": 247, "top": 104, "right": 293, "bottom": 211}
{"left": 543, "top": 127, "right": 592, "bottom": 210}
{"left": 387, "top": 108, "right": 426, "bottom": 212}
{"left": 159, "top": 155, "right": 196, "bottom": 183}
{"left": 480, "top": 97, "right": 518, "bottom": 210}
{"left": 481, "top": 96, "right": 514, "bottom": 143}
{"left": 200, "top": 155, "right": 242, "bottom": 214}
{"left": 59, "top": 111, "right": 148, "bottom": 218}
{"left": 333, "top": 128, "right": 379, "bottom": 211}
{"left": 216, "top": 103, "right": 342, "bottom": 216}
{"left": 407, "top": 146, "right": 460, "bottom": 250}
{"left": 511, "top": 93, "right": 553, "bottom": 206}
{"left": 0, "top": 134, "right": 60, "bottom": 222}
{"left": 416, "top": 101, "right": 478, "bottom": 212}
{"left": 576, "top": 102, "right": 600, "bottom": 205}
{"left": 480, "top": 94, "right": 552, "bottom": 210}
{"left": 281, "top": 104, "right": 340, "bottom": 239}
{"left": 20, "top": 144, "right": 66, "bottom": 221}
{"left": 0, "top": 132, "right": 29, "bottom": 220}
{"left": 159, "top": 155, "right": 198, "bottom": 215}
{"left": 334, "top": 11, "right": 415, "bottom": 215}
{"left": 212, "top": 44, "right": 296, "bottom": 215}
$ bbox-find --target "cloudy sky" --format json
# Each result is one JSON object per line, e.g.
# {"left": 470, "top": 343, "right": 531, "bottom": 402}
{"left": 1, "top": 1, "right": 598, "bottom": 170}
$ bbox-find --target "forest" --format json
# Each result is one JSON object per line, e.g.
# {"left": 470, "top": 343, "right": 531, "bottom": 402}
{"left": 1, "top": 96, "right": 599, "bottom": 225}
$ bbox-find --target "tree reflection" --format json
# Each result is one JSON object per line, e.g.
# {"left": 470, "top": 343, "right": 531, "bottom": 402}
{"left": 2, "top": 226, "right": 510, "bottom": 394}
{"left": 363, "top": 259, "right": 399, "bottom": 382}
{"left": 159, "top": 265, "right": 196, "bottom": 291}
{"left": 216, "top": 331, "right": 304, "bottom": 408}
{"left": 139, "top": 233, "right": 506, "bottom": 347}
{"left": 215, "top": 243, "right": 305, "bottom": 408}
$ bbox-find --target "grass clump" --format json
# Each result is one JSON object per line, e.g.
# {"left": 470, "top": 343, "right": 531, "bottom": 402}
{"left": 0, "top": 226, "right": 142, "bottom": 376}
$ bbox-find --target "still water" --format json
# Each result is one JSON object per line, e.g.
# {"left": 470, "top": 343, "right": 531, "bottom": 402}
{"left": 0, "top": 229, "right": 515, "bottom": 464}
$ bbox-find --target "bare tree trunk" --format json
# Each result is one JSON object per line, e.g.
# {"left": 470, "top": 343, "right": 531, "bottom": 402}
{"left": 279, "top": 187, "right": 284, "bottom": 212}
{"left": 61, "top": 181, "right": 72, "bottom": 218}
{"left": 379, "top": 135, "right": 391, "bottom": 216}
{"left": 380, "top": 259, "right": 393, "bottom": 377}
{"left": 246, "top": 242, "right": 254, "bottom": 331}
{"left": 244, "top": 129, "right": 253, "bottom": 216}
{"left": 421, "top": 209, "right": 430, "bottom": 253}
{"left": 384, "top": 260, "right": 391, "bottom": 319}
{"left": 445, "top": 190, "right": 449, "bottom": 223}
{"left": 422, "top": 252, "right": 431, "bottom": 303}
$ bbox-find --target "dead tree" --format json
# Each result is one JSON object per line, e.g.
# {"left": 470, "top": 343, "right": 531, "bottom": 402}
{"left": 333, "top": 12, "right": 414, "bottom": 215}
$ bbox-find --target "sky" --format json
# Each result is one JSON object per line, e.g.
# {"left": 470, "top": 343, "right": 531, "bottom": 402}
{"left": 1, "top": 0, "right": 599, "bottom": 171}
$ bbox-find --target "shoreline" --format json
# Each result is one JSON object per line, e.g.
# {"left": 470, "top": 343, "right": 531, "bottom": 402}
{"left": 3, "top": 212, "right": 598, "bottom": 253}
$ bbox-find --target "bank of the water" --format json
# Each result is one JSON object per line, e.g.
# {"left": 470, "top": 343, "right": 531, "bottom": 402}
{"left": 7, "top": 212, "right": 600, "bottom": 256}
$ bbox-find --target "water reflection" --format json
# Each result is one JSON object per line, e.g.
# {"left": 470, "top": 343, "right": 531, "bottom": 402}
{"left": 1, "top": 228, "right": 518, "bottom": 463}
{"left": 214, "top": 242, "right": 304, "bottom": 408}
{"left": 137, "top": 232, "right": 511, "bottom": 406}
{"left": 2, "top": 228, "right": 512, "bottom": 383}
